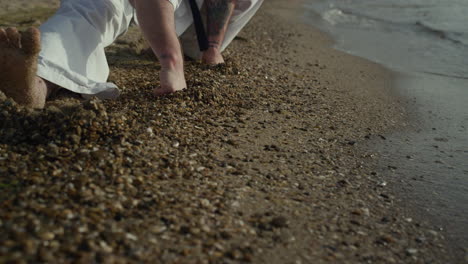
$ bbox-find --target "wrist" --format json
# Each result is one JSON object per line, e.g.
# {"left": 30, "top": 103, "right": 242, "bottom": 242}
{"left": 208, "top": 40, "right": 221, "bottom": 50}
{"left": 158, "top": 52, "right": 183, "bottom": 70}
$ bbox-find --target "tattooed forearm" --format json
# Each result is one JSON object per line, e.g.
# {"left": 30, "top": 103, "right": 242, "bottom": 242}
{"left": 206, "top": 0, "right": 236, "bottom": 39}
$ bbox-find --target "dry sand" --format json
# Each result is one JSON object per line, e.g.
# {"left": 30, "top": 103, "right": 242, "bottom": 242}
{"left": 0, "top": 0, "right": 457, "bottom": 263}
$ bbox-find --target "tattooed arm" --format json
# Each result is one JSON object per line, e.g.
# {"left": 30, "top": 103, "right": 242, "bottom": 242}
{"left": 202, "top": 0, "right": 237, "bottom": 64}
{"left": 131, "top": 0, "right": 186, "bottom": 95}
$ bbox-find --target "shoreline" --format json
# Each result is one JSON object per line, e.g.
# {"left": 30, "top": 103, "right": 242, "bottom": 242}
{"left": 0, "top": 0, "right": 457, "bottom": 263}
{"left": 366, "top": 71, "right": 468, "bottom": 261}
{"left": 300, "top": 0, "right": 468, "bottom": 259}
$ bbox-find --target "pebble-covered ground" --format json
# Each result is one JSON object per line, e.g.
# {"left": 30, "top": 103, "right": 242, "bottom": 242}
{"left": 0, "top": 0, "right": 455, "bottom": 263}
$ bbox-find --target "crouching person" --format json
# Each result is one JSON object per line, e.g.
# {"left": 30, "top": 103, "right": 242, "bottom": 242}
{"left": 0, "top": 0, "right": 263, "bottom": 108}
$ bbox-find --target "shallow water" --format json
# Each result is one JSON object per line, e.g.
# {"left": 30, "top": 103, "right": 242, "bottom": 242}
{"left": 304, "top": 0, "right": 468, "bottom": 79}
{"left": 303, "top": 0, "right": 468, "bottom": 257}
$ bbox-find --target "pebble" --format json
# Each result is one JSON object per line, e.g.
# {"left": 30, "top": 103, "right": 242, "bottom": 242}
{"left": 406, "top": 248, "right": 418, "bottom": 255}
{"left": 39, "top": 232, "right": 55, "bottom": 241}
{"left": 270, "top": 216, "right": 288, "bottom": 228}
{"left": 125, "top": 233, "right": 138, "bottom": 241}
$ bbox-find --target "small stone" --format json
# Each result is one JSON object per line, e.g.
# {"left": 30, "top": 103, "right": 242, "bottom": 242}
{"left": 379, "top": 235, "right": 395, "bottom": 244}
{"left": 22, "top": 239, "right": 37, "bottom": 255}
{"left": 406, "top": 248, "right": 418, "bottom": 255}
{"left": 200, "top": 199, "right": 211, "bottom": 208}
{"left": 99, "top": 241, "right": 113, "bottom": 253}
{"left": 361, "top": 208, "right": 370, "bottom": 217}
{"left": 270, "top": 216, "right": 288, "bottom": 228}
{"left": 151, "top": 225, "right": 167, "bottom": 234}
{"left": 201, "top": 225, "right": 211, "bottom": 233}
{"left": 415, "top": 236, "right": 426, "bottom": 243}
{"left": 39, "top": 232, "right": 55, "bottom": 241}
{"left": 146, "top": 127, "right": 155, "bottom": 137}
{"left": 39, "top": 248, "right": 54, "bottom": 262}
{"left": 70, "top": 134, "right": 81, "bottom": 144}
{"left": 125, "top": 233, "right": 138, "bottom": 241}
{"left": 220, "top": 231, "right": 232, "bottom": 240}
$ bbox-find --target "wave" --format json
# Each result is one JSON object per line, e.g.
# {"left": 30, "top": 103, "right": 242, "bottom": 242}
{"left": 322, "top": 8, "right": 468, "bottom": 47}
{"left": 420, "top": 71, "right": 468, "bottom": 80}
{"left": 415, "top": 21, "right": 468, "bottom": 46}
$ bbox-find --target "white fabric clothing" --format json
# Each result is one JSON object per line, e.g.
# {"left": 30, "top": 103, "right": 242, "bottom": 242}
{"left": 37, "top": 0, "right": 264, "bottom": 99}
{"left": 180, "top": 0, "right": 263, "bottom": 60}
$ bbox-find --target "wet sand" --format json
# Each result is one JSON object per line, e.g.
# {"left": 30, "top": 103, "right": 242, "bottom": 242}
{"left": 0, "top": 0, "right": 456, "bottom": 263}
{"left": 302, "top": 1, "right": 468, "bottom": 260}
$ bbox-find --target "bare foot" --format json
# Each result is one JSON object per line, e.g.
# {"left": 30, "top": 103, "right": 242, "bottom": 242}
{"left": 201, "top": 47, "right": 225, "bottom": 65}
{"left": 0, "top": 27, "right": 47, "bottom": 108}
{"left": 154, "top": 67, "right": 187, "bottom": 96}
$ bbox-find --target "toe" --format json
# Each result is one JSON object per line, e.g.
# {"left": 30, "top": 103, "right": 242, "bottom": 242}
{"left": 153, "top": 87, "right": 175, "bottom": 96}
{"left": 21, "top": 28, "right": 41, "bottom": 55}
{"left": 0, "top": 28, "right": 7, "bottom": 44}
{"left": 5, "top": 27, "right": 21, "bottom": 48}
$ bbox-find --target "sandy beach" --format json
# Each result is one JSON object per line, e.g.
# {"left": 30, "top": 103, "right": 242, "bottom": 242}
{"left": 0, "top": 0, "right": 458, "bottom": 263}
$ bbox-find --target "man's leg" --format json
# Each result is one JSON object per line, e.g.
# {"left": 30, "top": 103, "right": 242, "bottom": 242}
{"left": 202, "top": 0, "right": 236, "bottom": 65}
{"left": 0, "top": 28, "right": 58, "bottom": 109}
{"left": 131, "top": 0, "right": 187, "bottom": 96}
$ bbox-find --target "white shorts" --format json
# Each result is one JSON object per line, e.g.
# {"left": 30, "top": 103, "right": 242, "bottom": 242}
{"left": 37, "top": 0, "right": 264, "bottom": 99}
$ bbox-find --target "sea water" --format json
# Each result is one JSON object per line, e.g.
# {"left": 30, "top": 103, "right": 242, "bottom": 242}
{"left": 303, "top": 0, "right": 468, "bottom": 255}
{"left": 305, "top": 0, "right": 468, "bottom": 79}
